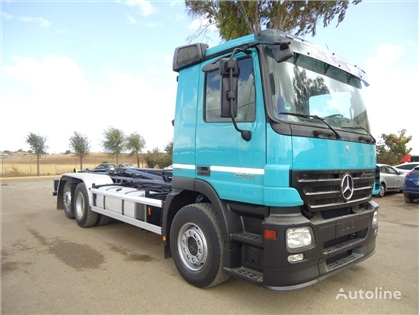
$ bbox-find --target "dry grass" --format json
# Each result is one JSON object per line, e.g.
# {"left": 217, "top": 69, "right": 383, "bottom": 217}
{"left": 0, "top": 152, "right": 146, "bottom": 177}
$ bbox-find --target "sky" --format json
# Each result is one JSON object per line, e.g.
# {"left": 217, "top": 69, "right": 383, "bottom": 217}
{"left": 1, "top": 0, "right": 419, "bottom": 155}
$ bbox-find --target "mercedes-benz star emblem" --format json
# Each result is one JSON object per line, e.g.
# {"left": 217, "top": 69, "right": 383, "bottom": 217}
{"left": 341, "top": 173, "right": 354, "bottom": 201}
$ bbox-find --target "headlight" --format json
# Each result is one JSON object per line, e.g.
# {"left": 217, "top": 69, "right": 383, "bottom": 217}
{"left": 286, "top": 226, "right": 314, "bottom": 250}
{"left": 372, "top": 210, "right": 378, "bottom": 227}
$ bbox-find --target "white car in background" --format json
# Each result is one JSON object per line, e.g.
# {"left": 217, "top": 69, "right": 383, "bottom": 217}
{"left": 376, "top": 164, "right": 405, "bottom": 197}
{"left": 393, "top": 162, "right": 419, "bottom": 175}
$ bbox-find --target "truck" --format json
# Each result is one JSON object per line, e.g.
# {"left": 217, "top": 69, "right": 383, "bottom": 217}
{"left": 53, "top": 29, "right": 380, "bottom": 290}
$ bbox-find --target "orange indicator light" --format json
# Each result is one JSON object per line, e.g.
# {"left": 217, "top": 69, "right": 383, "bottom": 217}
{"left": 264, "top": 229, "right": 277, "bottom": 239}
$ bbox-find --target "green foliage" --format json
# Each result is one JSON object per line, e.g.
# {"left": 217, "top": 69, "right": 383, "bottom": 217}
{"left": 64, "top": 150, "right": 72, "bottom": 155}
{"left": 376, "top": 129, "right": 412, "bottom": 165}
{"left": 26, "top": 132, "right": 48, "bottom": 176}
{"left": 144, "top": 146, "right": 172, "bottom": 168}
{"left": 69, "top": 131, "right": 91, "bottom": 169}
{"left": 126, "top": 133, "right": 146, "bottom": 167}
{"left": 101, "top": 127, "right": 126, "bottom": 165}
{"left": 26, "top": 133, "right": 48, "bottom": 155}
{"left": 185, "top": 0, "right": 361, "bottom": 41}
{"left": 164, "top": 140, "right": 173, "bottom": 156}
{"left": 10, "top": 165, "right": 20, "bottom": 177}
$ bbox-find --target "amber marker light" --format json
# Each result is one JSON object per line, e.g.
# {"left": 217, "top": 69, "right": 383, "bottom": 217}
{"left": 264, "top": 229, "right": 277, "bottom": 239}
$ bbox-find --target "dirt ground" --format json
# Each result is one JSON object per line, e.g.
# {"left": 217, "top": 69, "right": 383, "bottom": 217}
{"left": 1, "top": 177, "right": 418, "bottom": 314}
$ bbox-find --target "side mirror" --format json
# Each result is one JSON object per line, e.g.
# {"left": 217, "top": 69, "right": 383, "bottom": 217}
{"left": 219, "top": 58, "right": 239, "bottom": 118}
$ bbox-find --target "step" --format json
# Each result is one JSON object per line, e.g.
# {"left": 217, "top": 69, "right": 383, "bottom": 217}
{"left": 231, "top": 232, "right": 263, "bottom": 248}
{"left": 224, "top": 266, "right": 263, "bottom": 284}
{"left": 326, "top": 254, "right": 359, "bottom": 272}
{"left": 323, "top": 238, "right": 363, "bottom": 255}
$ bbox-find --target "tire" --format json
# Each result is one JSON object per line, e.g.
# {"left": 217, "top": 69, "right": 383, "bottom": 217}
{"left": 378, "top": 183, "right": 386, "bottom": 198}
{"left": 74, "top": 183, "right": 98, "bottom": 228}
{"left": 170, "top": 203, "right": 230, "bottom": 288}
{"left": 404, "top": 196, "right": 414, "bottom": 203}
{"left": 62, "top": 181, "right": 74, "bottom": 219}
{"left": 96, "top": 214, "right": 113, "bottom": 226}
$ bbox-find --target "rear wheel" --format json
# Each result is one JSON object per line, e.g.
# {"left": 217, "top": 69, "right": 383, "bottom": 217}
{"left": 404, "top": 196, "right": 414, "bottom": 203}
{"left": 96, "top": 214, "right": 113, "bottom": 226}
{"left": 170, "top": 203, "right": 230, "bottom": 288}
{"left": 62, "top": 181, "right": 74, "bottom": 219}
{"left": 74, "top": 183, "right": 98, "bottom": 228}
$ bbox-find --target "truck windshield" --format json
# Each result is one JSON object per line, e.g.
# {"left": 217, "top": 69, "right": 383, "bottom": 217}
{"left": 266, "top": 48, "right": 371, "bottom": 133}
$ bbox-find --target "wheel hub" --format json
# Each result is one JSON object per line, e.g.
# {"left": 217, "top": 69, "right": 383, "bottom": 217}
{"left": 63, "top": 190, "right": 71, "bottom": 210}
{"left": 178, "top": 223, "right": 208, "bottom": 271}
{"left": 75, "top": 193, "right": 85, "bottom": 219}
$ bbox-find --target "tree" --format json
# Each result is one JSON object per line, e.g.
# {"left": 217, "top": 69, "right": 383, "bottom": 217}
{"left": 163, "top": 140, "right": 173, "bottom": 167}
{"left": 126, "top": 133, "right": 146, "bottom": 167}
{"left": 143, "top": 147, "right": 169, "bottom": 168}
{"left": 101, "top": 127, "right": 126, "bottom": 165}
{"left": 376, "top": 129, "right": 412, "bottom": 165}
{"left": 69, "top": 131, "right": 91, "bottom": 170}
{"left": 26, "top": 133, "right": 48, "bottom": 176}
{"left": 164, "top": 140, "right": 173, "bottom": 155}
{"left": 185, "top": 0, "right": 361, "bottom": 41}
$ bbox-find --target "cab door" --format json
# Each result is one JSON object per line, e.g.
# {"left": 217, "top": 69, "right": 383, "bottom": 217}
{"left": 195, "top": 51, "right": 266, "bottom": 204}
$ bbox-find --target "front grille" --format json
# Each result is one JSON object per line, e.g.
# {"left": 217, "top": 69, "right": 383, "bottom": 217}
{"left": 292, "top": 169, "right": 375, "bottom": 213}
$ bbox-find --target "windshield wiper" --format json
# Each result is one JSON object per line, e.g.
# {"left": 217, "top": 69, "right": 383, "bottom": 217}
{"left": 342, "top": 126, "right": 376, "bottom": 144}
{"left": 279, "top": 112, "right": 341, "bottom": 139}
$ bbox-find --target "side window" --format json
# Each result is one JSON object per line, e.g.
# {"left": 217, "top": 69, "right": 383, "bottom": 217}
{"left": 204, "top": 57, "right": 256, "bottom": 122}
{"left": 388, "top": 167, "right": 398, "bottom": 175}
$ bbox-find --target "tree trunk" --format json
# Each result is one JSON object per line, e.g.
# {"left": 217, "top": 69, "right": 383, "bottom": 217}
{"left": 36, "top": 154, "right": 40, "bottom": 176}
{"left": 80, "top": 157, "right": 83, "bottom": 170}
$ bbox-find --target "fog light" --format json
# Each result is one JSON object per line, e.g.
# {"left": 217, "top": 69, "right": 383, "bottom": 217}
{"left": 286, "top": 226, "right": 314, "bottom": 250}
{"left": 372, "top": 210, "right": 378, "bottom": 227}
{"left": 374, "top": 227, "right": 378, "bottom": 235}
{"left": 288, "top": 253, "right": 304, "bottom": 263}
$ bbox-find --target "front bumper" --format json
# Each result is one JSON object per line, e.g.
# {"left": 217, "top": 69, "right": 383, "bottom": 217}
{"left": 261, "top": 202, "right": 378, "bottom": 289}
{"left": 263, "top": 240, "right": 376, "bottom": 290}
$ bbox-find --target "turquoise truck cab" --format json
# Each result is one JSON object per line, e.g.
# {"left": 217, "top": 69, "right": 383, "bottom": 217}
{"left": 166, "top": 29, "right": 379, "bottom": 289}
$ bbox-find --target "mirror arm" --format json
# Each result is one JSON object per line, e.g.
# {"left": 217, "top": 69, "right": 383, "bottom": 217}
{"left": 227, "top": 49, "right": 252, "bottom": 142}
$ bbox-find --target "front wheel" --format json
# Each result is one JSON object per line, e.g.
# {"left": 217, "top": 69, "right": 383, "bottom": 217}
{"left": 378, "top": 183, "right": 386, "bottom": 198}
{"left": 170, "top": 203, "right": 230, "bottom": 288}
{"left": 74, "top": 183, "right": 98, "bottom": 228}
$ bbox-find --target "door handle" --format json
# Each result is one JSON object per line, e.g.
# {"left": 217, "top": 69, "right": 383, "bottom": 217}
{"left": 197, "top": 166, "right": 211, "bottom": 176}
